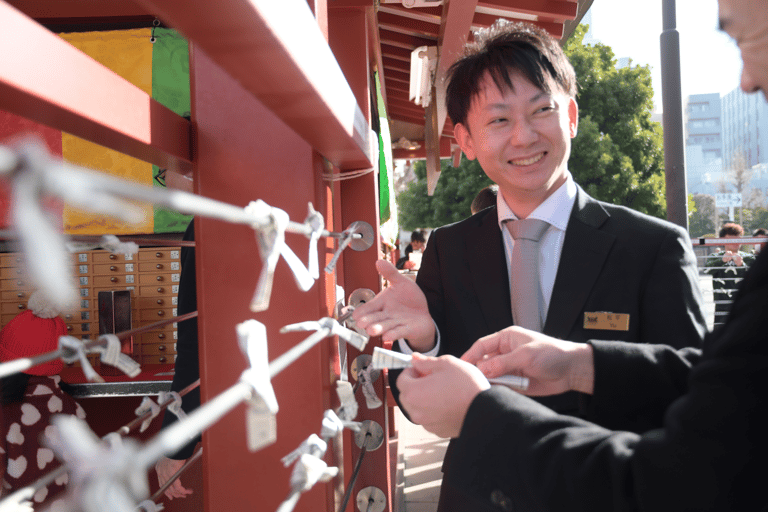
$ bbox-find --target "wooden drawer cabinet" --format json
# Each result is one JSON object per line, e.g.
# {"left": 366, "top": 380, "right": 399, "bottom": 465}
{"left": 1, "top": 246, "right": 182, "bottom": 370}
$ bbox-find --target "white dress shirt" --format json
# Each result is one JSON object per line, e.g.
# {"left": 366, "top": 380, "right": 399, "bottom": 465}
{"left": 398, "top": 173, "right": 577, "bottom": 357}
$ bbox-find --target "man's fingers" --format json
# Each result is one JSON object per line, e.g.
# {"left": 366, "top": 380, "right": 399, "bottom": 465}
{"left": 462, "top": 334, "right": 503, "bottom": 364}
{"left": 375, "top": 259, "right": 404, "bottom": 282}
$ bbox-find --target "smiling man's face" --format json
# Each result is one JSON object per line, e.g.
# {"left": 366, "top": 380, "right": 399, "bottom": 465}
{"left": 454, "top": 71, "right": 578, "bottom": 218}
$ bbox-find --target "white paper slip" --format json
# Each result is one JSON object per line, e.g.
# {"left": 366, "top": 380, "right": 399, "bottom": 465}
{"left": 370, "top": 347, "right": 412, "bottom": 370}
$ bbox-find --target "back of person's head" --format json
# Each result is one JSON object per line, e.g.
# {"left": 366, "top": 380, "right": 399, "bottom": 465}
{"left": 471, "top": 185, "right": 499, "bottom": 214}
{"left": 446, "top": 20, "right": 577, "bottom": 127}
{"left": 0, "top": 291, "right": 67, "bottom": 377}
{"left": 753, "top": 228, "right": 767, "bottom": 236}
{"left": 411, "top": 230, "right": 426, "bottom": 244}
{"left": 719, "top": 222, "right": 744, "bottom": 238}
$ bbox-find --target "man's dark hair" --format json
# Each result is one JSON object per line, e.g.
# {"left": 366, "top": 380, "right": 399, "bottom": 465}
{"left": 471, "top": 184, "right": 498, "bottom": 214}
{"left": 719, "top": 222, "right": 744, "bottom": 237}
{"left": 446, "top": 20, "right": 577, "bottom": 128}
{"left": 753, "top": 228, "right": 767, "bottom": 236}
{"left": 411, "top": 230, "right": 426, "bottom": 243}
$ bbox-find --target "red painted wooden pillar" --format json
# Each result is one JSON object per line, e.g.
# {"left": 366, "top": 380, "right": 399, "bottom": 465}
{"left": 191, "top": 45, "right": 334, "bottom": 512}
{"left": 329, "top": 5, "right": 394, "bottom": 512}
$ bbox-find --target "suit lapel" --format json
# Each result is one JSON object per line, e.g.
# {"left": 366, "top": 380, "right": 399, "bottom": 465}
{"left": 467, "top": 207, "right": 514, "bottom": 334}
{"left": 544, "top": 187, "right": 616, "bottom": 339}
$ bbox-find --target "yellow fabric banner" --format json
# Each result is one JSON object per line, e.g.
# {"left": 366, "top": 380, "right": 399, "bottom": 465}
{"left": 59, "top": 29, "right": 155, "bottom": 234}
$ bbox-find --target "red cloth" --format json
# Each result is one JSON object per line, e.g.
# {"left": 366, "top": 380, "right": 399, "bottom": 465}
{"left": 1, "top": 375, "right": 85, "bottom": 506}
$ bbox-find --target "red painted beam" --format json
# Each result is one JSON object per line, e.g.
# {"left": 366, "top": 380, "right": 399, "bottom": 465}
{"left": 379, "top": 28, "right": 436, "bottom": 49}
{"left": 135, "top": 0, "right": 375, "bottom": 171}
{"left": 382, "top": 56, "right": 410, "bottom": 73}
{"left": 378, "top": 11, "right": 440, "bottom": 38}
{"left": 471, "top": 11, "right": 564, "bottom": 37}
{"left": 392, "top": 136, "right": 453, "bottom": 159}
{"left": 478, "top": 0, "right": 578, "bottom": 20}
{"left": 5, "top": 0, "right": 150, "bottom": 19}
{"left": 0, "top": 1, "right": 192, "bottom": 172}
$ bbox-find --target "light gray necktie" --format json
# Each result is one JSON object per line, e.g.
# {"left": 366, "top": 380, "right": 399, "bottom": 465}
{"left": 507, "top": 218, "right": 549, "bottom": 332}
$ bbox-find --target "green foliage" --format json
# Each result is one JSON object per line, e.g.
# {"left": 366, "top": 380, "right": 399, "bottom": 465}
{"left": 564, "top": 25, "right": 666, "bottom": 217}
{"left": 396, "top": 24, "right": 667, "bottom": 229}
{"left": 689, "top": 194, "right": 717, "bottom": 238}
{"left": 398, "top": 157, "right": 494, "bottom": 230}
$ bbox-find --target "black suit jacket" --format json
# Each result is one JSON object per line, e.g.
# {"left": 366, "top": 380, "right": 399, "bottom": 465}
{"left": 442, "top": 247, "right": 768, "bottom": 512}
{"left": 395, "top": 186, "right": 707, "bottom": 417}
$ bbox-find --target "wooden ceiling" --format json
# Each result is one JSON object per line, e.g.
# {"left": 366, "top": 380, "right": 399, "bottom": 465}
{"left": 4, "top": 0, "right": 591, "bottom": 164}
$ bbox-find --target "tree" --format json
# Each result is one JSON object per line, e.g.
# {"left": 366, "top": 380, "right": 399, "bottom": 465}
{"left": 398, "top": 156, "right": 493, "bottom": 230}
{"left": 689, "top": 193, "right": 717, "bottom": 238}
{"left": 563, "top": 25, "right": 666, "bottom": 217}
{"left": 396, "top": 24, "right": 667, "bottom": 229}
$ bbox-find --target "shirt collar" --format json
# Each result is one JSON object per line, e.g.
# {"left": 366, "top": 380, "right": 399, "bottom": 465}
{"left": 496, "top": 171, "right": 577, "bottom": 231}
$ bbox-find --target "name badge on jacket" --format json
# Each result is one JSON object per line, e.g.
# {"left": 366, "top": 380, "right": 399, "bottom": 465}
{"left": 583, "top": 312, "right": 630, "bottom": 331}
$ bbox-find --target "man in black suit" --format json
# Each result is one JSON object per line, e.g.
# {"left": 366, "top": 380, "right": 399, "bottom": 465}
{"left": 392, "top": 1, "right": 768, "bottom": 509}
{"left": 354, "top": 21, "right": 706, "bottom": 420}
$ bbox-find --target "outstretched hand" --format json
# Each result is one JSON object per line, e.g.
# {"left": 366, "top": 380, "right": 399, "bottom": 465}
{"left": 397, "top": 354, "right": 490, "bottom": 438}
{"left": 462, "top": 326, "right": 595, "bottom": 396}
{"left": 155, "top": 456, "right": 193, "bottom": 500}
{"left": 351, "top": 260, "right": 436, "bottom": 351}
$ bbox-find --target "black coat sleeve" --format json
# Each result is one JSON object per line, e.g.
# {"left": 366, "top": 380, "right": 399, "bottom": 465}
{"left": 160, "top": 220, "right": 201, "bottom": 460}
{"left": 444, "top": 251, "right": 768, "bottom": 512}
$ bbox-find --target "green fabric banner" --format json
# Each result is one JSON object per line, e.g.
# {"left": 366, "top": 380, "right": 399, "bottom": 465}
{"left": 375, "top": 71, "right": 392, "bottom": 223}
{"left": 152, "top": 27, "right": 193, "bottom": 233}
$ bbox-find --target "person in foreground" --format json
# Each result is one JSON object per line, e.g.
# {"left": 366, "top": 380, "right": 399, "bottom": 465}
{"left": 393, "top": 2, "right": 768, "bottom": 509}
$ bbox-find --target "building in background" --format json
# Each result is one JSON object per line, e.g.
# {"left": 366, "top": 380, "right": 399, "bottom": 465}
{"left": 685, "top": 93, "right": 724, "bottom": 196}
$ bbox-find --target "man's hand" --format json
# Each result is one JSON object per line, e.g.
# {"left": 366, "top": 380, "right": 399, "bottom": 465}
{"left": 155, "top": 456, "right": 193, "bottom": 500}
{"left": 462, "top": 326, "right": 595, "bottom": 396}
{"left": 352, "top": 260, "right": 436, "bottom": 351}
{"left": 397, "top": 354, "right": 490, "bottom": 438}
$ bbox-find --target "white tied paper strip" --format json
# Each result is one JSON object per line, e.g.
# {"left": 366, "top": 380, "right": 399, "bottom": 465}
{"left": 136, "top": 500, "right": 164, "bottom": 512}
{"left": 335, "top": 381, "right": 358, "bottom": 422}
{"left": 303, "top": 203, "right": 324, "bottom": 280}
{"left": 157, "top": 391, "right": 186, "bottom": 420}
{"left": 66, "top": 234, "right": 140, "bottom": 256}
{"left": 58, "top": 336, "right": 103, "bottom": 383}
{"left": 281, "top": 434, "right": 327, "bottom": 468}
{"left": 321, "top": 409, "right": 361, "bottom": 438}
{"left": 370, "top": 346, "right": 413, "bottom": 370}
{"left": 247, "top": 200, "right": 314, "bottom": 312}
{"left": 44, "top": 416, "right": 147, "bottom": 512}
{"left": 134, "top": 397, "right": 161, "bottom": 433}
{"left": 358, "top": 366, "right": 382, "bottom": 409}
{"left": 289, "top": 454, "right": 338, "bottom": 494}
{"left": 94, "top": 335, "right": 142, "bottom": 378}
{"left": 0, "top": 498, "right": 34, "bottom": 512}
{"left": 237, "top": 320, "right": 279, "bottom": 451}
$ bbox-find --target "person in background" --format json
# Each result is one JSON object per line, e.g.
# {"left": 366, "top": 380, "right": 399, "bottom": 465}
{"left": 470, "top": 184, "right": 498, "bottom": 215}
{"left": 395, "top": 229, "right": 426, "bottom": 270}
{"left": 703, "top": 222, "right": 756, "bottom": 327}
{"left": 390, "top": 1, "right": 768, "bottom": 510}
{"left": 753, "top": 227, "right": 767, "bottom": 253}
{"left": 0, "top": 292, "right": 86, "bottom": 509}
{"left": 154, "top": 219, "right": 199, "bottom": 500}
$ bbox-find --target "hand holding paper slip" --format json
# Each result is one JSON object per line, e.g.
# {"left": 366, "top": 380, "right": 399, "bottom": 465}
{"left": 370, "top": 347, "right": 529, "bottom": 391}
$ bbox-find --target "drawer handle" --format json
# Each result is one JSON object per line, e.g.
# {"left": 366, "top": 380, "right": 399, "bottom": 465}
{"left": 109, "top": 254, "right": 117, "bottom": 260}
{"left": 158, "top": 333, "right": 166, "bottom": 339}
{"left": 158, "top": 345, "right": 166, "bottom": 351}
{"left": 156, "top": 264, "right": 163, "bottom": 270}
{"left": 65, "top": 314, "right": 73, "bottom": 320}
{"left": 110, "top": 266, "right": 117, "bottom": 271}
{"left": 157, "top": 310, "right": 165, "bottom": 316}
{"left": 67, "top": 325, "right": 73, "bottom": 331}
{"left": 16, "top": 292, "right": 23, "bottom": 298}
{"left": 157, "top": 287, "right": 165, "bottom": 293}
{"left": 16, "top": 281, "right": 23, "bottom": 286}
{"left": 17, "top": 304, "right": 25, "bottom": 310}
{"left": 15, "top": 257, "right": 22, "bottom": 263}
{"left": 156, "top": 252, "right": 163, "bottom": 258}
{"left": 159, "top": 357, "right": 167, "bottom": 363}
{"left": 156, "top": 276, "right": 163, "bottom": 282}
{"left": 110, "top": 277, "right": 118, "bottom": 283}
{"left": 16, "top": 269, "right": 22, "bottom": 275}
{"left": 156, "top": 299, "right": 164, "bottom": 305}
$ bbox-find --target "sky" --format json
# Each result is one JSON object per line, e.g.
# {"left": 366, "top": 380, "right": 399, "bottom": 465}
{"left": 586, "top": 0, "right": 742, "bottom": 113}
